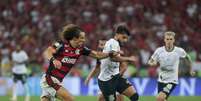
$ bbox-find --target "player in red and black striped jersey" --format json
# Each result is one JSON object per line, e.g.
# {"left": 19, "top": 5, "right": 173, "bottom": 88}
{"left": 46, "top": 40, "right": 92, "bottom": 82}
{"left": 40, "top": 24, "right": 117, "bottom": 101}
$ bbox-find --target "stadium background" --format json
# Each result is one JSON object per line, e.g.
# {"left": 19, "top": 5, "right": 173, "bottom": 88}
{"left": 0, "top": 0, "right": 201, "bottom": 101}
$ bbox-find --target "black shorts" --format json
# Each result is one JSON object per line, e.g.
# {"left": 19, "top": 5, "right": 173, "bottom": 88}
{"left": 98, "top": 74, "right": 132, "bottom": 101}
{"left": 158, "top": 82, "right": 177, "bottom": 99}
{"left": 13, "top": 73, "right": 27, "bottom": 84}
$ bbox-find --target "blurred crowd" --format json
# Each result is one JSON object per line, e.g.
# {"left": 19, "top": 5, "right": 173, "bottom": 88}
{"left": 0, "top": 0, "right": 201, "bottom": 78}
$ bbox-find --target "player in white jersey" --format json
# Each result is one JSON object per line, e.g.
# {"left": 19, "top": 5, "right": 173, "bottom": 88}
{"left": 11, "top": 45, "right": 30, "bottom": 101}
{"left": 98, "top": 25, "right": 139, "bottom": 101}
{"left": 85, "top": 39, "right": 126, "bottom": 101}
{"left": 148, "top": 31, "right": 195, "bottom": 101}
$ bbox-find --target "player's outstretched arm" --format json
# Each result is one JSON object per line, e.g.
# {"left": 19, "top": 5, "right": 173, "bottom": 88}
{"left": 84, "top": 63, "right": 101, "bottom": 85}
{"left": 110, "top": 55, "right": 137, "bottom": 62}
{"left": 88, "top": 50, "right": 118, "bottom": 59}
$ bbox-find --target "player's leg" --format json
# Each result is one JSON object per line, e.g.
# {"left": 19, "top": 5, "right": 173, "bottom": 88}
{"left": 117, "top": 77, "right": 139, "bottom": 101}
{"left": 156, "top": 92, "right": 167, "bottom": 101}
{"left": 156, "top": 82, "right": 176, "bottom": 101}
{"left": 11, "top": 83, "right": 17, "bottom": 101}
{"left": 44, "top": 74, "right": 73, "bottom": 101}
{"left": 40, "top": 87, "right": 56, "bottom": 101}
{"left": 40, "top": 74, "right": 57, "bottom": 101}
{"left": 116, "top": 93, "right": 124, "bottom": 101}
{"left": 55, "top": 86, "right": 74, "bottom": 101}
{"left": 98, "top": 92, "right": 124, "bottom": 101}
{"left": 41, "top": 96, "right": 51, "bottom": 101}
{"left": 11, "top": 73, "right": 18, "bottom": 101}
{"left": 21, "top": 74, "right": 30, "bottom": 101}
{"left": 98, "top": 79, "right": 117, "bottom": 101}
{"left": 122, "top": 86, "right": 138, "bottom": 101}
{"left": 98, "top": 93, "right": 105, "bottom": 101}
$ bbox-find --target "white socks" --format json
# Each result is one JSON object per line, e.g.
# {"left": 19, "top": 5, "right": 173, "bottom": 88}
{"left": 11, "top": 83, "right": 17, "bottom": 101}
{"left": 11, "top": 83, "right": 30, "bottom": 101}
{"left": 24, "top": 83, "right": 30, "bottom": 101}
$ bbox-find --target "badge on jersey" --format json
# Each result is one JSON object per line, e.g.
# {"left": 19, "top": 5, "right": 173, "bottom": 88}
{"left": 110, "top": 44, "right": 118, "bottom": 51}
{"left": 75, "top": 49, "right": 80, "bottom": 55}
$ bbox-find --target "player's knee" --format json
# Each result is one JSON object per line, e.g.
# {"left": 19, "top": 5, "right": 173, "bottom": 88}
{"left": 41, "top": 96, "right": 50, "bottom": 101}
{"left": 156, "top": 95, "right": 165, "bottom": 101}
{"left": 63, "top": 95, "right": 74, "bottom": 101}
{"left": 129, "top": 93, "right": 139, "bottom": 101}
{"left": 98, "top": 94, "right": 105, "bottom": 101}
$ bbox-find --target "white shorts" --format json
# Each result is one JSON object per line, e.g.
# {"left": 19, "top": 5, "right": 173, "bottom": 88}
{"left": 40, "top": 74, "right": 62, "bottom": 101}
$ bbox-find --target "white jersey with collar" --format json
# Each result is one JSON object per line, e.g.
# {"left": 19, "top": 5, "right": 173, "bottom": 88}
{"left": 11, "top": 50, "right": 29, "bottom": 74}
{"left": 151, "top": 46, "right": 187, "bottom": 84}
{"left": 98, "top": 38, "right": 120, "bottom": 81}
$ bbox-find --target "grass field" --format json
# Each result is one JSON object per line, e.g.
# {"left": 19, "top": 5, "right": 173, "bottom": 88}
{"left": 0, "top": 96, "right": 201, "bottom": 101}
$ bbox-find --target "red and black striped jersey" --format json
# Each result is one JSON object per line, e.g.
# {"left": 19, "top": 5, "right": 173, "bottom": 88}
{"left": 46, "top": 40, "right": 91, "bottom": 82}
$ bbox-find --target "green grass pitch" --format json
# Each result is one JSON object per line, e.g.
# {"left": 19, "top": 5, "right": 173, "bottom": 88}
{"left": 0, "top": 96, "right": 200, "bottom": 101}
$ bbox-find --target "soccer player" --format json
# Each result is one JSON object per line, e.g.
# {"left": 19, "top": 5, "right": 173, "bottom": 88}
{"left": 84, "top": 39, "right": 125, "bottom": 101}
{"left": 148, "top": 31, "right": 195, "bottom": 101}
{"left": 11, "top": 45, "right": 30, "bottom": 101}
{"left": 40, "top": 24, "right": 117, "bottom": 101}
{"left": 97, "top": 25, "right": 139, "bottom": 101}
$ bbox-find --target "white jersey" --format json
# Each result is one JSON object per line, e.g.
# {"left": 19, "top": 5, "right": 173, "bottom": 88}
{"left": 12, "top": 50, "right": 29, "bottom": 74}
{"left": 98, "top": 38, "right": 120, "bottom": 81}
{"left": 151, "top": 46, "right": 187, "bottom": 84}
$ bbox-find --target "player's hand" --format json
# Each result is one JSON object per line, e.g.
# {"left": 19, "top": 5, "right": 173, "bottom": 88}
{"left": 118, "top": 50, "right": 124, "bottom": 55}
{"left": 84, "top": 78, "right": 90, "bottom": 85}
{"left": 190, "top": 71, "right": 196, "bottom": 76}
{"left": 148, "top": 59, "right": 157, "bottom": 66}
{"left": 109, "top": 51, "right": 119, "bottom": 57}
{"left": 53, "top": 59, "right": 62, "bottom": 69}
{"left": 128, "top": 56, "right": 138, "bottom": 62}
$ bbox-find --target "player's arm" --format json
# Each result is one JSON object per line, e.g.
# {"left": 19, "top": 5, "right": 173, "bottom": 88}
{"left": 110, "top": 54, "right": 137, "bottom": 62}
{"left": 184, "top": 54, "right": 195, "bottom": 76}
{"left": 180, "top": 48, "right": 195, "bottom": 76}
{"left": 10, "top": 53, "right": 14, "bottom": 67}
{"left": 43, "top": 42, "right": 62, "bottom": 68}
{"left": 89, "top": 51, "right": 108, "bottom": 59}
{"left": 90, "top": 50, "right": 119, "bottom": 59}
{"left": 82, "top": 47, "right": 117, "bottom": 59}
{"left": 119, "top": 62, "right": 128, "bottom": 76}
{"left": 148, "top": 48, "right": 159, "bottom": 67}
{"left": 43, "top": 46, "right": 56, "bottom": 61}
{"left": 13, "top": 60, "right": 28, "bottom": 65}
{"left": 85, "top": 61, "right": 101, "bottom": 85}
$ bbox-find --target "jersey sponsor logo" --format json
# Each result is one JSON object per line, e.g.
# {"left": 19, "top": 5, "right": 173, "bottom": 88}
{"left": 65, "top": 50, "right": 69, "bottom": 52}
{"left": 61, "top": 57, "right": 77, "bottom": 64}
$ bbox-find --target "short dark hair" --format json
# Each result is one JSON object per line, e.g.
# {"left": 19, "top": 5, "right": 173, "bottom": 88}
{"left": 62, "top": 24, "right": 83, "bottom": 40}
{"left": 115, "top": 25, "right": 130, "bottom": 36}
